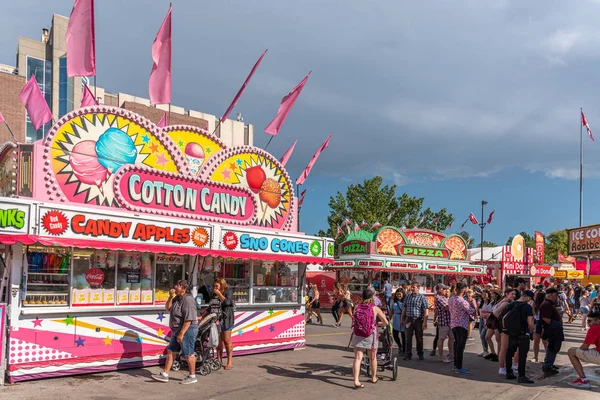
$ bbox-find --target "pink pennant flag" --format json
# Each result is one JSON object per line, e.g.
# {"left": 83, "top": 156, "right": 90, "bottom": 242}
{"left": 0, "top": 112, "right": 5, "bottom": 124}
{"left": 582, "top": 110, "right": 594, "bottom": 141}
{"left": 298, "top": 189, "right": 306, "bottom": 208}
{"left": 19, "top": 76, "right": 53, "bottom": 131}
{"left": 157, "top": 113, "right": 168, "bottom": 128}
{"left": 221, "top": 49, "right": 267, "bottom": 122}
{"left": 296, "top": 133, "right": 332, "bottom": 186}
{"left": 66, "top": 0, "right": 96, "bottom": 77}
{"left": 149, "top": 5, "right": 172, "bottom": 105}
{"left": 279, "top": 140, "right": 297, "bottom": 167}
{"left": 265, "top": 72, "right": 311, "bottom": 136}
{"left": 80, "top": 84, "right": 98, "bottom": 107}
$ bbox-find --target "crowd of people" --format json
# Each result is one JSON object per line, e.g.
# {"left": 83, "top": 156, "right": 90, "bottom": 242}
{"left": 344, "top": 279, "right": 600, "bottom": 389}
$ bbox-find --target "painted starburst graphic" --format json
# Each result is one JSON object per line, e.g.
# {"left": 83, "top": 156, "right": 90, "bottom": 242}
{"left": 230, "top": 155, "right": 290, "bottom": 228}
{"left": 50, "top": 114, "right": 152, "bottom": 206}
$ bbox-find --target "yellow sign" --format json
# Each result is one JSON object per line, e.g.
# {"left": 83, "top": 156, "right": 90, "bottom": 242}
{"left": 567, "top": 271, "right": 584, "bottom": 279}
{"left": 553, "top": 270, "right": 567, "bottom": 278}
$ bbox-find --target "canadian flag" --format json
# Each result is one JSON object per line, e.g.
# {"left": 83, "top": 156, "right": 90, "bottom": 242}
{"left": 487, "top": 210, "right": 495, "bottom": 224}
{"left": 582, "top": 111, "right": 595, "bottom": 142}
{"left": 360, "top": 219, "right": 367, "bottom": 227}
{"left": 354, "top": 222, "right": 360, "bottom": 233}
{"left": 432, "top": 217, "right": 440, "bottom": 224}
{"left": 336, "top": 226, "right": 342, "bottom": 237}
{"left": 341, "top": 218, "right": 352, "bottom": 227}
{"left": 469, "top": 212, "right": 479, "bottom": 225}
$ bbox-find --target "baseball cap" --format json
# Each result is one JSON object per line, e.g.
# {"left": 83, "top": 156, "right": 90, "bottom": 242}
{"left": 522, "top": 290, "right": 535, "bottom": 299}
{"left": 362, "top": 287, "right": 375, "bottom": 300}
{"left": 435, "top": 283, "right": 449, "bottom": 291}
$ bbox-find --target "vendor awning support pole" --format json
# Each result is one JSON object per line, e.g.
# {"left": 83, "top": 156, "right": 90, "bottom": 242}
{"left": 480, "top": 200, "right": 488, "bottom": 263}
{"left": 580, "top": 107, "right": 583, "bottom": 227}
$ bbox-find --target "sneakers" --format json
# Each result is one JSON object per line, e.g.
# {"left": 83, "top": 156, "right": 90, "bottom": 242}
{"left": 542, "top": 367, "right": 559, "bottom": 377}
{"left": 430, "top": 350, "right": 437, "bottom": 357}
{"left": 332, "top": 323, "right": 339, "bottom": 328}
{"left": 418, "top": 354, "right": 425, "bottom": 361}
{"left": 151, "top": 372, "right": 169, "bottom": 383}
{"left": 506, "top": 373, "right": 517, "bottom": 380}
{"left": 478, "top": 351, "right": 489, "bottom": 357}
{"left": 512, "top": 363, "right": 519, "bottom": 371}
{"left": 489, "top": 354, "right": 499, "bottom": 362}
{"left": 529, "top": 358, "right": 539, "bottom": 363}
{"left": 498, "top": 367, "right": 506, "bottom": 375}
{"left": 403, "top": 355, "right": 412, "bottom": 361}
{"left": 568, "top": 378, "right": 591, "bottom": 389}
{"left": 455, "top": 368, "right": 473, "bottom": 375}
{"left": 441, "top": 355, "right": 452, "bottom": 363}
{"left": 518, "top": 376, "right": 534, "bottom": 384}
{"left": 180, "top": 375, "right": 197, "bottom": 385}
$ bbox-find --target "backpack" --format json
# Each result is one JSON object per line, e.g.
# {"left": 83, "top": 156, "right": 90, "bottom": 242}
{"left": 501, "top": 303, "right": 525, "bottom": 336}
{"left": 353, "top": 303, "right": 376, "bottom": 337}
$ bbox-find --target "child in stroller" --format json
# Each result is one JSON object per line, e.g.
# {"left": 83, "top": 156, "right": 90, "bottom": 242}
{"left": 171, "top": 312, "right": 220, "bottom": 376}
{"left": 363, "top": 324, "right": 398, "bottom": 381}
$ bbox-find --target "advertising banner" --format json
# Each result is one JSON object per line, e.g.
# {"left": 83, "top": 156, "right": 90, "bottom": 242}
{"left": 567, "top": 225, "right": 600, "bottom": 254}
{"left": 534, "top": 232, "right": 545, "bottom": 264}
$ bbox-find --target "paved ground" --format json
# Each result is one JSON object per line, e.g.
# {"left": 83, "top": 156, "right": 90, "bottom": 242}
{"left": 2, "top": 314, "right": 600, "bottom": 400}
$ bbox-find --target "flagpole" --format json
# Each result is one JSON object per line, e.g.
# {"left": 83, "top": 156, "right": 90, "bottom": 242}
{"left": 580, "top": 107, "right": 583, "bottom": 227}
{"left": 264, "top": 135, "right": 274, "bottom": 151}
{"left": 2, "top": 121, "right": 17, "bottom": 142}
{"left": 480, "top": 200, "right": 487, "bottom": 263}
{"left": 297, "top": 183, "right": 301, "bottom": 231}
{"left": 93, "top": 75, "right": 97, "bottom": 99}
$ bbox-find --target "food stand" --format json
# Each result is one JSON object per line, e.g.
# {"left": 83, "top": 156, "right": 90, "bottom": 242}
{"left": 329, "top": 227, "right": 486, "bottom": 306}
{"left": 567, "top": 224, "right": 600, "bottom": 284}
{"left": 0, "top": 106, "right": 334, "bottom": 383}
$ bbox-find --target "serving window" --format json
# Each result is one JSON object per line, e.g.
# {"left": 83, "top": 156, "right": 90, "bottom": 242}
{"left": 116, "top": 252, "right": 153, "bottom": 305}
{"left": 220, "top": 259, "right": 250, "bottom": 304}
{"left": 339, "top": 270, "right": 369, "bottom": 292}
{"left": 24, "top": 246, "right": 70, "bottom": 307}
{"left": 412, "top": 273, "right": 435, "bottom": 294}
{"left": 155, "top": 254, "right": 186, "bottom": 304}
{"left": 252, "top": 261, "right": 299, "bottom": 304}
{"left": 71, "top": 249, "right": 116, "bottom": 306}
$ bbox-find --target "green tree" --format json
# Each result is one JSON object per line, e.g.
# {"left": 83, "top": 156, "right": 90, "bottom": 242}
{"left": 457, "top": 231, "right": 476, "bottom": 248}
{"left": 545, "top": 230, "right": 568, "bottom": 264}
{"left": 476, "top": 240, "right": 497, "bottom": 247}
{"left": 318, "top": 176, "right": 454, "bottom": 250}
{"left": 505, "top": 232, "right": 535, "bottom": 249}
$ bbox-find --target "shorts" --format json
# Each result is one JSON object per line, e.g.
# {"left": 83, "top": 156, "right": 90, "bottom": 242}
{"left": 534, "top": 320, "right": 543, "bottom": 334}
{"left": 438, "top": 325, "right": 454, "bottom": 340}
{"left": 575, "top": 348, "right": 600, "bottom": 365}
{"left": 167, "top": 324, "right": 198, "bottom": 357}
{"left": 220, "top": 324, "right": 233, "bottom": 332}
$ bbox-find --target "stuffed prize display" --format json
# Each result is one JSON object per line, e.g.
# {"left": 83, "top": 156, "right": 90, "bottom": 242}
{"left": 95, "top": 128, "right": 137, "bottom": 173}
{"left": 581, "top": 306, "right": 590, "bottom": 314}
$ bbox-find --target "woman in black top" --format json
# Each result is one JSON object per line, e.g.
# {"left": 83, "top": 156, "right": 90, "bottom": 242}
{"left": 212, "top": 278, "right": 235, "bottom": 370}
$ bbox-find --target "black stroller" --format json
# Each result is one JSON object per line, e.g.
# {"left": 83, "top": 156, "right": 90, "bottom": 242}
{"left": 362, "top": 324, "right": 398, "bottom": 381}
{"left": 171, "top": 313, "right": 221, "bottom": 376}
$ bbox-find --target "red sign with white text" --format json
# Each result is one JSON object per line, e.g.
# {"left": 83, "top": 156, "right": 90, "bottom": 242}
{"left": 535, "top": 232, "right": 545, "bottom": 265}
{"left": 530, "top": 265, "right": 555, "bottom": 277}
{"left": 85, "top": 268, "right": 105, "bottom": 286}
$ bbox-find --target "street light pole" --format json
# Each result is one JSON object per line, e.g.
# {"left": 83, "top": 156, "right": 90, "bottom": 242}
{"left": 480, "top": 200, "right": 488, "bottom": 263}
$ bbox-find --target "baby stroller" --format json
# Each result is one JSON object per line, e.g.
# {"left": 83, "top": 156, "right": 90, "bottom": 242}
{"left": 362, "top": 324, "right": 398, "bottom": 381}
{"left": 172, "top": 313, "right": 221, "bottom": 376}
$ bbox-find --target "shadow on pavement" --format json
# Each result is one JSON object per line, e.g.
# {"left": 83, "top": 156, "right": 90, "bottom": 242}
{"left": 257, "top": 363, "right": 354, "bottom": 389}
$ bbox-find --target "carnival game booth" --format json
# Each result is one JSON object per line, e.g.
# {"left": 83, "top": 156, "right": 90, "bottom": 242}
{"left": 329, "top": 227, "right": 486, "bottom": 307}
{"left": 0, "top": 106, "right": 334, "bottom": 383}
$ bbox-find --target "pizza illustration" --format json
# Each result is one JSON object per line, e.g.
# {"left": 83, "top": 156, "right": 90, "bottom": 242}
{"left": 443, "top": 236, "right": 467, "bottom": 260}
{"left": 377, "top": 228, "right": 405, "bottom": 255}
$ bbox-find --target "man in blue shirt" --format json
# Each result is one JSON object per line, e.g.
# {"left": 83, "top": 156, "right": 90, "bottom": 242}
{"left": 383, "top": 278, "right": 393, "bottom": 309}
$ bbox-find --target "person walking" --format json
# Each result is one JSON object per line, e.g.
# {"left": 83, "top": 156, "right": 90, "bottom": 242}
{"left": 331, "top": 282, "right": 343, "bottom": 327}
{"left": 540, "top": 287, "right": 565, "bottom": 377}
{"left": 306, "top": 283, "right": 323, "bottom": 325}
{"left": 351, "top": 287, "right": 388, "bottom": 389}
{"left": 383, "top": 277, "right": 393, "bottom": 310}
{"left": 401, "top": 281, "right": 429, "bottom": 361}
{"left": 337, "top": 284, "right": 354, "bottom": 327}
{"left": 567, "top": 311, "right": 600, "bottom": 389}
{"left": 152, "top": 280, "right": 199, "bottom": 384}
{"left": 502, "top": 290, "right": 535, "bottom": 384}
{"left": 435, "top": 284, "right": 454, "bottom": 363}
{"left": 580, "top": 290, "right": 591, "bottom": 331}
{"left": 483, "top": 290, "right": 502, "bottom": 362}
{"left": 466, "top": 289, "right": 478, "bottom": 341}
{"left": 494, "top": 288, "right": 517, "bottom": 375}
{"left": 478, "top": 290, "right": 491, "bottom": 358}
{"left": 389, "top": 288, "right": 406, "bottom": 356}
{"left": 449, "top": 282, "right": 475, "bottom": 375}
{"left": 531, "top": 290, "right": 547, "bottom": 363}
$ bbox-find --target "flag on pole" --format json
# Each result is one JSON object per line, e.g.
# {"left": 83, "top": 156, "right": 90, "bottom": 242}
{"left": 460, "top": 217, "right": 469, "bottom": 229}
{"left": 0, "top": 112, "right": 4, "bottom": 123}
{"left": 342, "top": 218, "right": 352, "bottom": 227}
{"left": 149, "top": 5, "right": 172, "bottom": 105}
{"left": 80, "top": 84, "right": 98, "bottom": 107}
{"left": 296, "top": 133, "right": 332, "bottom": 185}
{"left": 298, "top": 189, "right": 306, "bottom": 208}
{"left": 336, "top": 225, "right": 342, "bottom": 238}
{"left": 371, "top": 221, "right": 382, "bottom": 230}
{"left": 582, "top": 111, "right": 595, "bottom": 141}
{"left": 469, "top": 212, "right": 479, "bottom": 225}
{"left": 360, "top": 220, "right": 367, "bottom": 228}
{"left": 279, "top": 140, "right": 297, "bottom": 167}
{"left": 487, "top": 210, "right": 495, "bottom": 224}
{"left": 432, "top": 217, "right": 440, "bottom": 224}
{"left": 448, "top": 218, "right": 454, "bottom": 229}
{"left": 466, "top": 238, "right": 472, "bottom": 247}
{"left": 265, "top": 72, "right": 311, "bottom": 136}
{"left": 66, "top": 0, "right": 96, "bottom": 77}
{"left": 353, "top": 222, "right": 360, "bottom": 233}
{"left": 157, "top": 113, "right": 168, "bottom": 128}
{"left": 387, "top": 211, "right": 396, "bottom": 222}
{"left": 221, "top": 49, "right": 267, "bottom": 122}
{"left": 346, "top": 225, "right": 351, "bottom": 234}
{"left": 19, "top": 76, "right": 53, "bottom": 131}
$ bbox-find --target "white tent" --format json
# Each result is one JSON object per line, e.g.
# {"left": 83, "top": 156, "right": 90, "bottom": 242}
{"left": 468, "top": 246, "right": 504, "bottom": 263}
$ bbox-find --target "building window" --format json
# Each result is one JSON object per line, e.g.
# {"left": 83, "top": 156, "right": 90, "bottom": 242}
{"left": 26, "top": 56, "right": 52, "bottom": 142}
{"left": 59, "top": 58, "right": 74, "bottom": 118}
{"left": 244, "top": 125, "right": 250, "bottom": 145}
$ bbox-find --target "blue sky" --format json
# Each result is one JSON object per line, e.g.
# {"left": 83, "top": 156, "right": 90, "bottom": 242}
{"left": 2, "top": 1, "right": 600, "bottom": 244}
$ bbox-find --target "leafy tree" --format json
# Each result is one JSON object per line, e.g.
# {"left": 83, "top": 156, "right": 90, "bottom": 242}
{"left": 317, "top": 176, "right": 454, "bottom": 251}
{"left": 505, "top": 232, "right": 535, "bottom": 249}
{"left": 476, "top": 240, "right": 497, "bottom": 248}
{"left": 456, "top": 231, "right": 475, "bottom": 248}
{"left": 545, "top": 230, "right": 568, "bottom": 264}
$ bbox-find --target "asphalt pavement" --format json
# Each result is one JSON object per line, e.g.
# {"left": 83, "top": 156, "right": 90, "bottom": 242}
{"left": 1, "top": 313, "right": 600, "bottom": 400}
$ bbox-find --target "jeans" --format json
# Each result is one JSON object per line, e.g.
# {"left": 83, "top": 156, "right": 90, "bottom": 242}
{"left": 452, "top": 327, "right": 468, "bottom": 370}
{"left": 385, "top": 295, "right": 392, "bottom": 310}
{"left": 479, "top": 320, "right": 488, "bottom": 352}
{"left": 392, "top": 328, "right": 405, "bottom": 353}
{"left": 543, "top": 339, "right": 562, "bottom": 369}
{"left": 432, "top": 326, "right": 439, "bottom": 351}
{"left": 331, "top": 300, "right": 341, "bottom": 323}
{"left": 506, "top": 334, "right": 530, "bottom": 377}
{"left": 405, "top": 317, "right": 424, "bottom": 357}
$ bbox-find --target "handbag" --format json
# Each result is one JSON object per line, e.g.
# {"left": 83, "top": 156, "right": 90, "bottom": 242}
{"left": 208, "top": 322, "right": 219, "bottom": 347}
